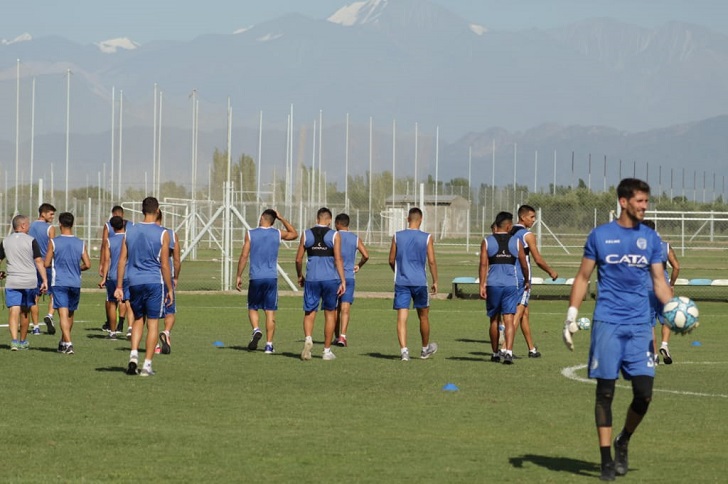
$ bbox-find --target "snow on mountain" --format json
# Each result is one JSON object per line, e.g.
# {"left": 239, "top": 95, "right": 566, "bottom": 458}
{"left": 469, "top": 24, "right": 486, "bottom": 36}
{"left": 328, "top": 0, "right": 388, "bottom": 27}
{"left": 233, "top": 26, "right": 253, "bottom": 35}
{"left": 2, "top": 33, "right": 32, "bottom": 45}
{"left": 96, "top": 37, "right": 140, "bottom": 54}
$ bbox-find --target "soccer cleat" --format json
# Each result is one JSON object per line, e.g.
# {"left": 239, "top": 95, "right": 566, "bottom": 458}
{"left": 126, "top": 327, "right": 132, "bottom": 338}
{"left": 614, "top": 434, "right": 629, "bottom": 476}
{"left": 528, "top": 348, "right": 541, "bottom": 358}
{"left": 44, "top": 315, "right": 56, "bottom": 335}
{"left": 659, "top": 346, "right": 673, "bottom": 365}
{"left": 264, "top": 344, "right": 275, "bottom": 354}
{"left": 127, "top": 356, "right": 139, "bottom": 375}
{"left": 420, "top": 343, "right": 438, "bottom": 359}
{"left": 102, "top": 322, "right": 110, "bottom": 332}
{"left": 600, "top": 461, "right": 616, "bottom": 481}
{"left": 490, "top": 353, "right": 501, "bottom": 363}
{"left": 159, "top": 332, "right": 171, "bottom": 355}
{"left": 335, "top": 335, "right": 348, "bottom": 347}
{"left": 57, "top": 341, "right": 64, "bottom": 353}
{"left": 140, "top": 368, "right": 156, "bottom": 377}
{"left": 10, "top": 341, "right": 20, "bottom": 351}
{"left": 108, "top": 332, "right": 118, "bottom": 340}
{"left": 17, "top": 340, "right": 30, "bottom": 350}
{"left": 300, "top": 339, "right": 313, "bottom": 361}
{"left": 503, "top": 353, "right": 514, "bottom": 365}
{"left": 401, "top": 349, "right": 410, "bottom": 361}
{"left": 247, "top": 329, "right": 263, "bottom": 351}
{"left": 32, "top": 326, "right": 41, "bottom": 335}
{"left": 63, "top": 344, "right": 74, "bottom": 355}
{"left": 322, "top": 351, "right": 336, "bottom": 361}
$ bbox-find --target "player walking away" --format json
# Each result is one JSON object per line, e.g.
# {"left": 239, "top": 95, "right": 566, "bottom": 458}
{"left": 28, "top": 203, "right": 56, "bottom": 335}
{"left": 641, "top": 219, "right": 680, "bottom": 364}
{"left": 333, "top": 213, "right": 369, "bottom": 347}
{"left": 479, "top": 212, "right": 530, "bottom": 365}
{"left": 236, "top": 209, "right": 298, "bottom": 354}
{"left": 388, "top": 207, "right": 439, "bottom": 362}
{"left": 98, "top": 216, "right": 130, "bottom": 339}
{"left": 44, "top": 212, "right": 91, "bottom": 354}
{"left": 508, "top": 205, "right": 559, "bottom": 358}
{"left": 563, "top": 178, "right": 673, "bottom": 481}
{"left": 155, "top": 211, "right": 182, "bottom": 355}
{"left": 100, "top": 206, "right": 129, "bottom": 333}
{"left": 0, "top": 215, "right": 49, "bottom": 350}
{"left": 295, "top": 207, "right": 346, "bottom": 361}
{"left": 115, "top": 197, "right": 173, "bottom": 376}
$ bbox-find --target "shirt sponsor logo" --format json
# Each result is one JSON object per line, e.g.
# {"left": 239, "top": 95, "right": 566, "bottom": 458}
{"left": 605, "top": 254, "right": 649, "bottom": 266}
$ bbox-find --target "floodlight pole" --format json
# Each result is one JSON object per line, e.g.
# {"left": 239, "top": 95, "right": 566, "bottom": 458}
{"left": 30, "top": 77, "right": 36, "bottom": 207}
{"left": 14, "top": 59, "right": 20, "bottom": 216}
{"left": 65, "top": 68, "right": 71, "bottom": 211}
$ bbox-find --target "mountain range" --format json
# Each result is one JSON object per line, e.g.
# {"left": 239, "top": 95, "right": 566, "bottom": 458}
{"left": 0, "top": 0, "right": 726, "bottom": 194}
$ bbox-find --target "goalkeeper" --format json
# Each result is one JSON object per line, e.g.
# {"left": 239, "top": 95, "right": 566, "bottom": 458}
{"left": 562, "top": 178, "right": 672, "bottom": 481}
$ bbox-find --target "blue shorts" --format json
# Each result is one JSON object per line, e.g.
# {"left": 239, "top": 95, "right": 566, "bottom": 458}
{"left": 339, "top": 278, "right": 356, "bottom": 305}
{"left": 648, "top": 291, "right": 664, "bottom": 326}
{"left": 393, "top": 285, "right": 429, "bottom": 310}
{"left": 5, "top": 288, "right": 37, "bottom": 308}
{"left": 588, "top": 320, "right": 655, "bottom": 380}
{"left": 52, "top": 286, "right": 81, "bottom": 311}
{"left": 517, "top": 285, "right": 530, "bottom": 307}
{"left": 303, "top": 280, "right": 340, "bottom": 312}
{"left": 164, "top": 284, "right": 176, "bottom": 315}
{"left": 129, "top": 283, "right": 165, "bottom": 320}
{"left": 486, "top": 285, "right": 518, "bottom": 317}
{"left": 248, "top": 278, "right": 278, "bottom": 311}
{"left": 106, "top": 283, "right": 130, "bottom": 302}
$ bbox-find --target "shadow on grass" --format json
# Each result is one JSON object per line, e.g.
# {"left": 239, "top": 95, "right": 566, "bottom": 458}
{"left": 86, "top": 334, "right": 118, "bottom": 340}
{"left": 446, "top": 356, "right": 487, "bottom": 362}
{"left": 456, "top": 338, "right": 490, "bottom": 344}
{"left": 95, "top": 366, "right": 127, "bottom": 373}
{"left": 30, "top": 347, "right": 61, "bottom": 353}
{"left": 509, "top": 454, "right": 600, "bottom": 478}
{"left": 364, "top": 352, "right": 401, "bottom": 360}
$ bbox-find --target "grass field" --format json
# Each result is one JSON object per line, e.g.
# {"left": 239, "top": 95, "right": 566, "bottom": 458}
{"left": 1, "top": 293, "right": 725, "bottom": 482}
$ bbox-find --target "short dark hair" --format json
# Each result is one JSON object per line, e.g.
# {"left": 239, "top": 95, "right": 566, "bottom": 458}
{"left": 38, "top": 203, "right": 56, "bottom": 215}
{"left": 142, "top": 197, "right": 159, "bottom": 215}
{"left": 408, "top": 207, "right": 423, "bottom": 219}
{"left": 617, "top": 178, "right": 650, "bottom": 200}
{"left": 58, "top": 212, "right": 74, "bottom": 228}
{"left": 12, "top": 215, "right": 28, "bottom": 230}
{"left": 335, "top": 213, "right": 350, "bottom": 227}
{"left": 110, "top": 216, "right": 124, "bottom": 231}
{"left": 261, "top": 209, "right": 277, "bottom": 224}
{"left": 642, "top": 219, "right": 656, "bottom": 230}
{"left": 111, "top": 205, "right": 124, "bottom": 216}
{"left": 317, "top": 207, "right": 332, "bottom": 220}
{"left": 518, "top": 204, "right": 535, "bottom": 218}
{"left": 493, "top": 211, "right": 513, "bottom": 229}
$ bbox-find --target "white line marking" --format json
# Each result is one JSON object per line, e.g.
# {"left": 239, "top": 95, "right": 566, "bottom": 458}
{"left": 561, "top": 363, "right": 728, "bottom": 399}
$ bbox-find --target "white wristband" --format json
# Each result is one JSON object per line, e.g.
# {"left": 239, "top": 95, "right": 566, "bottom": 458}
{"left": 567, "top": 306, "right": 578, "bottom": 322}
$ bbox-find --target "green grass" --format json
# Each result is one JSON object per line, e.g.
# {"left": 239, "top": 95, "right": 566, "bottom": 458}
{"left": 1, "top": 294, "right": 726, "bottom": 482}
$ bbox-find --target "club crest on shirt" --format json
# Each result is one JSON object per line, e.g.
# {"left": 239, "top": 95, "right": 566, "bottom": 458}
{"left": 636, "top": 237, "right": 647, "bottom": 250}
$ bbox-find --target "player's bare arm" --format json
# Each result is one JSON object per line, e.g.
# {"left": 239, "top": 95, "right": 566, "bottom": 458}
{"left": 478, "top": 239, "right": 488, "bottom": 299}
{"left": 427, "top": 236, "right": 438, "bottom": 294}
{"left": 236, "top": 231, "right": 251, "bottom": 291}
{"left": 525, "top": 232, "right": 558, "bottom": 280}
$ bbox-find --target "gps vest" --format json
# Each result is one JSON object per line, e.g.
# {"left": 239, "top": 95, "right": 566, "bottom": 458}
{"left": 306, "top": 226, "right": 334, "bottom": 258}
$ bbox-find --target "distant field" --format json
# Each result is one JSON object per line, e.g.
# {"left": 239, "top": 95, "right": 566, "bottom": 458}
{"left": 1, "top": 294, "right": 725, "bottom": 482}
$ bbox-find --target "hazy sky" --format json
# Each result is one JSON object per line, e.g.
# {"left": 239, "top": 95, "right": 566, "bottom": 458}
{"left": 2, "top": 0, "right": 726, "bottom": 44}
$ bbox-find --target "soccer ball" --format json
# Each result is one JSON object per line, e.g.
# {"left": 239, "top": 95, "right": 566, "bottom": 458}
{"left": 662, "top": 296, "right": 699, "bottom": 334}
{"left": 577, "top": 317, "right": 591, "bottom": 330}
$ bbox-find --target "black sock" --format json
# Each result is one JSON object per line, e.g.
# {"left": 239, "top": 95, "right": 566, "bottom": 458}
{"left": 618, "top": 429, "right": 632, "bottom": 443}
{"left": 600, "top": 446, "right": 612, "bottom": 464}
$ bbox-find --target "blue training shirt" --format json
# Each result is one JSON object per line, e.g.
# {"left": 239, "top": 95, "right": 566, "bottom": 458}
{"left": 338, "top": 231, "right": 359, "bottom": 279}
{"left": 393, "top": 228, "right": 430, "bottom": 287}
{"left": 248, "top": 226, "right": 281, "bottom": 280}
{"left": 50, "top": 235, "right": 85, "bottom": 288}
{"left": 303, "top": 226, "right": 339, "bottom": 282}
{"left": 585, "top": 220, "right": 663, "bottom": 324}
{"left": 29, "top": 220, "right": 52, "bottom": 258}
{"left": 509, "top": 224, "right": 531, "bottom": 285}
{"left": 484, "top": 232, "right": 521, "bottom": 287}
{"left": 107, "top": 232, "right": 127, "bottom": 284}
{"left": 125, "top": 222, "right": 166, "bottom": 286}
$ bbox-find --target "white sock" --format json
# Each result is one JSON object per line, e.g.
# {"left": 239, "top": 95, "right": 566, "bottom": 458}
{"left": 505, "top": 349, "right": 513, "bottom": 356}
{"left": 401, "top": 347, "right": 409, "bottom": 354}
{"left": 143, "top": 359, "right": 152, "bottom": 370}
{"left": 305, "top": 336, "right": 312, "bottom": 343}
{"left": 661, "top": 342, "right": 668, "bottom": 347}
{"left": 341, "top": 334, "right": 346, "bottom": 338}
{"left": 130, "top": 350, "right": 139, "bottom": 359}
